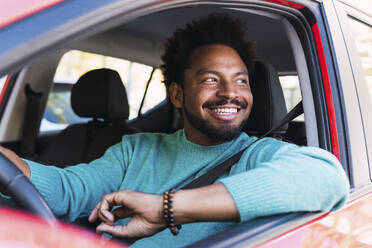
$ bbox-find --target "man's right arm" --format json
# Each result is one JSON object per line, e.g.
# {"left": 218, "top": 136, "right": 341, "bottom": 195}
{"left": 0, "top": 141, "right": 130, "bottom": 222}
{"left": 0, "top": 146, "right": 30, "bottom": 178}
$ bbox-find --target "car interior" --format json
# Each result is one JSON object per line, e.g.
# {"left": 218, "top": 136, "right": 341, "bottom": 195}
{"left": 0, "top": 3, "right": 327, "bottom": 244}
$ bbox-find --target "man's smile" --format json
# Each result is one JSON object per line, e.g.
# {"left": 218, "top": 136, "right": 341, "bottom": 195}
{"left": 202, "top": 98, "right": 247, "bottom": 121}
{"left": 206, "top": 106, "right": 241, "bottom": 121}
{"left": 212, "top": 107, "right": 238, "bottom": 114}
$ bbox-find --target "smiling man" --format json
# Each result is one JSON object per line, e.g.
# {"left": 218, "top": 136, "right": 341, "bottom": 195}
{"left": 0, "top": 13, "right": 349, "bottom": 247}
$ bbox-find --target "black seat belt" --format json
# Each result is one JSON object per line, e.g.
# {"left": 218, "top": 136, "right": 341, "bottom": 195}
{"left": 182, "top": 101, "right": 304, "bottom": 190}
{"left": 20, "top": 84, "right": 43, "bottom": 159}
{"left": 138, "top": 68, "right": 156, "bottom": 117}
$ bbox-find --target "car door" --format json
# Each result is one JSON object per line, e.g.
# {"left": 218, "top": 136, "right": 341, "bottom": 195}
{"left": 0, "top": 0, "right": 369, "bottom": 247}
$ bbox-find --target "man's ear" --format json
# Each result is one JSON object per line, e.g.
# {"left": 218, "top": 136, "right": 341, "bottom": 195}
{"left": 169, "top": 82, "right": 183, "bottom": 108}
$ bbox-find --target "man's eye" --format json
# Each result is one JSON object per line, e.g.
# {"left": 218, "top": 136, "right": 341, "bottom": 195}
{"left": 203, "top": 77, "right": 218, "bottom": 83}
{"left": 236, "top": 79, "right": 248, "bottom": 84}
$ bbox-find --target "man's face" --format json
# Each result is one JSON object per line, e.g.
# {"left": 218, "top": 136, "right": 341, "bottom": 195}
{"left": 170, "top": 44, "right": 253, "bottom": 145}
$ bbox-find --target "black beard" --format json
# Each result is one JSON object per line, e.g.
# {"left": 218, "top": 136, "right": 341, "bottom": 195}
{"left": 183, "top": 102, "right": 248, "bottom": 143}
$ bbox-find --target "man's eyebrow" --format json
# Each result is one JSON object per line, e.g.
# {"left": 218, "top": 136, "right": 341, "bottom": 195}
{"left": 235, "top": 71, "right": 249, "bottom": 76}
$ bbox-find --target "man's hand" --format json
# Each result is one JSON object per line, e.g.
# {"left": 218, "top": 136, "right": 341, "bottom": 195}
{"left": 88, "top": 184, "right": 239, "bottom": 239}
{"left": 0, "top": 146, "right": 30, "bottom": 178}
{"left": 88, "top": 190, "right": 167, "bottom": 239}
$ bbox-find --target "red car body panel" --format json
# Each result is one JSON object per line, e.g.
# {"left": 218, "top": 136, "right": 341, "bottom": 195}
{"left": 0, "top": 206, "right": 127, "bottom": 248}
{"left": 311, "top": 23, "right": 341, "bottom": 161}
{"left": 258, "top": 193, "right": 372, "bottom": 247}
{"left": 0, "top": 0, "right": 65, "bottom": 29}
{"left": 265, "top": 0, "right": 304, "bottom": 9}
{"left": 0, "top": 0, "right": 370, "bottom": 247}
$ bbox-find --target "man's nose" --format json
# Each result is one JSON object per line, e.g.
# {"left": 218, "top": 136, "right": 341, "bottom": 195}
{"left": 216, "top": 81, "right": 237, "bottom": 99}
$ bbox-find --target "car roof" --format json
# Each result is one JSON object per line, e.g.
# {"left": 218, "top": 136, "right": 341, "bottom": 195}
{"left": 0, "top": 1, "right": 297, "bottom": 77}
{"left": 0, "top": 0, "right": 65, "bottom": 29}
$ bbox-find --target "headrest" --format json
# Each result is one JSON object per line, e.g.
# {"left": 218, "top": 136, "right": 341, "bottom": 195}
{"left": 244, "top": 61, "right": 288, "bottom": 135}
{"left": 71, "top": 69, "right": 129, "bottom": 122}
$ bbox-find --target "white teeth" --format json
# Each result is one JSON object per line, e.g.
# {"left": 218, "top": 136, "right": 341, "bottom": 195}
{"left": 212, "top": 108, "right": 238, "bottom": 114}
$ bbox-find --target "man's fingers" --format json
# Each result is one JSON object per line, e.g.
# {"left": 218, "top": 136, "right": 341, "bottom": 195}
{"left": 88, "top": 202, "right": 101, "bottom": 222}
{"left": 99, "top": 210, "right": 115, "bottom": 224}
{"left": 89, "top": 201, "right": 114, "bottom": 224}
{"left": 96, "top": 223, "right": 130, "bottom": 238}
{"left": 88, "top": 209, "right": 97, "bottom": 222}
{"left": 112, "top": 206, "right": 133, "bottom": 221}
{"left": 89, "top": 191, "right": 131, "bottom": 223}
{"left": 0, "top": 146, "right": 30, "bottom": 177}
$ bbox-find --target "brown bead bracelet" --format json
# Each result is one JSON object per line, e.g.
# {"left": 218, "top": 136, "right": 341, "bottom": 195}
{"left": 163, "top": 189, "right": 182, "bottom": 235}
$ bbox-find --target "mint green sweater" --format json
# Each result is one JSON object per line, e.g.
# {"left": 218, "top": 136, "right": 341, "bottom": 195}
{"left": 26, "top": 130, "right": 349, "bottom": 247}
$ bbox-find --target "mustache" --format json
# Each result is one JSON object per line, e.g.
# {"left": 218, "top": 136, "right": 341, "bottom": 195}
{"left": 202, "top": 99, "right": 248, "bottom": 109}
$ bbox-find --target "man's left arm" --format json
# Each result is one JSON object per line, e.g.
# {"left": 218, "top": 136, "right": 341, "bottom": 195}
{"left": 219, "top": 140, "right": 350, "bottom": 222}
{"left": 89, "top": 141, "right": 350, "bottom": 238}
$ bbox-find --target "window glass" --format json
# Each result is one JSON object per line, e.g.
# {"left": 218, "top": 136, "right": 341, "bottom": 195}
{"left": 348, "top": 18, "right": 372, "bottom": 97}
{"left": 342, "top": 0, "right": 372, "bottom": 15}
{"left": 279, "top": 75, "right": 303, "bottom": 121}
{"left": 40, "top": 50, "right": 166, "bottom": 132}
{"left": 279, "top": 75, "right": 301, "bottom": 110}
{"left": 0, "top": 75, "right": 9, "bottom": 107}
{"left": 40, "top": 83, "right": 87, "bottom": 132}
{"left": 139, "top": 69, "right": 165, "bottom": 115}
{"left": 0, "top": 76, "right": 7, "bottom": 91}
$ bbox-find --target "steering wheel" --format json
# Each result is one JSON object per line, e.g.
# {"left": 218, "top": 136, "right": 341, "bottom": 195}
{"left": 0, "top": 153, "right": 56, "bottom": 221}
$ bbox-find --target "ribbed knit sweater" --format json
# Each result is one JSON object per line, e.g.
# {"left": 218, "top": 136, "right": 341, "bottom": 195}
{"left": 26, "top": 130, "right": 349, "bottom": 247}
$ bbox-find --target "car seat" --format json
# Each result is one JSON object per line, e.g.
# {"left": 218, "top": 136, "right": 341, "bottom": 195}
{"left": 243, "top": 61, "right": 290, "bottom": 138}
{"left": 36, "top": 68, "right": 138, "bottom": 167}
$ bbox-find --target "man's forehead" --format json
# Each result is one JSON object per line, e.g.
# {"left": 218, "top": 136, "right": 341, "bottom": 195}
{"left": 187, "top": 45, "right": 247, "bottom": 70}
{"left": 195, "top": 69, "right": 248, "bottom": 76}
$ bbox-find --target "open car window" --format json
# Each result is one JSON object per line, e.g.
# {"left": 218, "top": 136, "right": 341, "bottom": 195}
{"left": 40, "top": 50, "right": 166, "bottom": 133}
{"left": 2, "top": 0, "right": 368, "bottom": 247}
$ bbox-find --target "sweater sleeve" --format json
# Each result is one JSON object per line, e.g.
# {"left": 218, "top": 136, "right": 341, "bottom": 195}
{"left": 219, "top": 138, "right": 350, "bottom": 222}
{"left": 26, "top": 140, "right": 130, "bottom": 222}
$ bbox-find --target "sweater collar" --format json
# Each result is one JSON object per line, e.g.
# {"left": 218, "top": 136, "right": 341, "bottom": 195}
{"left": 178, "top": 129, "right": 248, "bottom": 154}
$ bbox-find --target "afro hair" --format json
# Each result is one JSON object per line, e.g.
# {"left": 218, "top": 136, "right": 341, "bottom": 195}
{"left": 161, "top": 13, "right": 256, "bottom": 91}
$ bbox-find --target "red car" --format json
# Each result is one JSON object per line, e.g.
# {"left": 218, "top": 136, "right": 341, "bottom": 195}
{"left": 0, "top": 0, "right": 371, "bottom": 247}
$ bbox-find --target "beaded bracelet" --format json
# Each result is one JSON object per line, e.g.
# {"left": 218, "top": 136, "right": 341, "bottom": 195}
{"left": 163, "top": 189, "right": 182, "bottom": 235}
